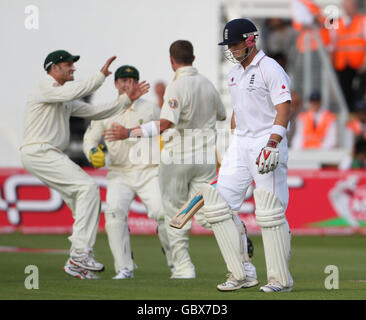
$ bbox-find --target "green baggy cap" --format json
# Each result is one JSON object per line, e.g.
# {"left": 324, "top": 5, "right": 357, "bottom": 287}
{"left": 44, "top": 50, "right": 80, "bottom": 71}
{"left": 114, "top": 65, "right": 139, "bottom": 81}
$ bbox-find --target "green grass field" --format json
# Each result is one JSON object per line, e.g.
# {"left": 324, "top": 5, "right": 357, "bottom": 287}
{"left": 0, "top": 233, "right": 365, "bottom": 300}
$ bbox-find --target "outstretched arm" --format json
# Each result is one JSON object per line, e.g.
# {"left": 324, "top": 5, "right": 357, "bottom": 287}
{"left": 103, "top": 118, "right": 172, "bottom": 141}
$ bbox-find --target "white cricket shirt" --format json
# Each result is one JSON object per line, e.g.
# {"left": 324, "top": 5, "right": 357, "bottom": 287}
{"left": 160, "top": 66, "right": 226, "bottom": 154}
{"left": 83, "top": 98, "right": 161, "bottom": 171}
{"left": 228, "top": 50, "right": 291, "bottom": 138}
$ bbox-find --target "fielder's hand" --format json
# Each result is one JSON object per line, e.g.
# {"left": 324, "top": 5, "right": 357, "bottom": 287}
{"left": 89, "top": 144, "right": 106, "bottom": 168}
{"left": 126, "top": 80, "right": 150, "bottom": 101}
{"left": 101, "top": 56, "right": 117, "bottom": 77}
{"left": 104, "top": 122, "right": 128, "bottom": 141}
{"left": 256, "top": 140, "right": 279, "bottom": 174}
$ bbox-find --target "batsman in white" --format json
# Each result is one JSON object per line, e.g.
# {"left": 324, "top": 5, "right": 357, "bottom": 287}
{"left": 20, "top": 50, "right": 149, "bottom": 279}
{"left": 205, "top": 18, "right": 293, "bottom": 292}
{"left": 104, "top": 40, "right": 231, "bottom": 279}
{"left": 83, "top": 65, "right": 173, "bottom": 279}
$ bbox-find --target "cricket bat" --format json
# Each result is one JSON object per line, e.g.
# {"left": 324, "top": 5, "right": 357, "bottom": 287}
{"left": 169, "top": 192, "right": 204, "bottom": 229}
{"left": 169, "top": 180, "right": 217, "bottom": 229}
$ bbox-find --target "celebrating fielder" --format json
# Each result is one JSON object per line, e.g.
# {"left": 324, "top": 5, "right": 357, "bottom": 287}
{"left": 83, "top": 65, "right": 173, "bottom": 279}
{"left": 20, "top": 50, "right": 149, "bottom": 279}
{"left": 104, "top": 40, "right": 232, "bottom": 279}
{"left": 207, "top": 18, "right": 293, "bottom": 292}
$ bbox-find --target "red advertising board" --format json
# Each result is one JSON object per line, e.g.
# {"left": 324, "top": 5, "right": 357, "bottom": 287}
{"left": 1, "top": 168, "right": 366, "bottom": 235}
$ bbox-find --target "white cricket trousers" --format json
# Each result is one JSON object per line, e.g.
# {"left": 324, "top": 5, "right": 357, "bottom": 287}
{"left": 159, "top": 162, "right": 216, "bottom": 275}
{"left": 20, "top": 143, "right": 101, "bottom": 253}
{"left": 105, "top": 166, "right": 166, "bottom": 272}
{"left": 217, "top": 133, "right": 289, "bottom": 211}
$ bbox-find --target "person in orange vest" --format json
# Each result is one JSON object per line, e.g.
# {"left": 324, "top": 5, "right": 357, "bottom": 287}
{"left": 290, "top": 0, "right": 330, "bottom": 53}
{"left": 292, "top": 90, "right": 338, "bottom": 149}
{"left": 331, "top": 0, "right": 366, "bottom": 112}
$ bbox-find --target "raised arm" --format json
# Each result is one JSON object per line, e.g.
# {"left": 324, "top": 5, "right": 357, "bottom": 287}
{"left": 36, "top": 56, "right": 117, "bottom": 103}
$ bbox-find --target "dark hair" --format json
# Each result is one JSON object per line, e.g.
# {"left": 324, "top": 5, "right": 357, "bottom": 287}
{"left": 169, "top": 40, "right": 194, "bottom": 65}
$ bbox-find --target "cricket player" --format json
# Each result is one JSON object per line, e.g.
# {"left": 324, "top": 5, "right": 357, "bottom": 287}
{"left": 83, "top": 65, "right": 173, "bottom": 279}
{"left": 208, "top": 18, "right": 293, "bottom": 292}
{"left": 104, "top": 40, "right": 234, "bottom": 279}
{"left": 20, "top": 50, "right": 149, "bottom": 279}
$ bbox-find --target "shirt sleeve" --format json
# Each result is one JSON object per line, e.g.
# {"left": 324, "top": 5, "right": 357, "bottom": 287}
{"left": 159, "top": 82, "right": 182, "bottom": 125}
{"left": 83, "top": 120, "right": 105, "bottom": 161}
{"left": 262, "top": 60, "right": 292, "bottom": 106}
{"left": 216, "top": 92, "right": 227, "bottom": 121}
{"left": 69, "top": 93, "right": 131, "bottom": 120}
{"left": 36, "top": 72, "right": 106, "bottom": 103}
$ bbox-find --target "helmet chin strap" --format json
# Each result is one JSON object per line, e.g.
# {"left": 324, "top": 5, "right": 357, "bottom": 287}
{"left": 224, "top": 34, "right": 256, "bottom": 64}
{"left": 235, "top": 46, "right": 254, "bottom": 64}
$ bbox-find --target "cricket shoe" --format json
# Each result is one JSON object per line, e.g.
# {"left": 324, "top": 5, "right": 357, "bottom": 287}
{"left": 70, "top": 249, "right": 104, "bottom": 272}
{"left": 217, "top": 273, "right": 259, "bottom": 291}
{"left": 113, "top": 268, "right": 134, "bottom": 280}
{"left": 259, "top": 281, "right": 293, "bottom": 293}
{"left": 170, "top": 269, "right": 196, "bottom": 279}
{"left": 63, "top": 259, "right": 100, "bottom": 280}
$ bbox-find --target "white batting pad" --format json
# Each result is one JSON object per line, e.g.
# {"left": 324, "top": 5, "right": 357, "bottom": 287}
{"left": 232, "top": 214, "right": 249, "bottom": 262}
{"left": 201, "top": 184, "right": 245, "bottom": 280}
{"left": 254, "top": 188, "right": 292, "bottom": 287}
{"left": 105, "top": 211, "right": 134, "bottom": 273}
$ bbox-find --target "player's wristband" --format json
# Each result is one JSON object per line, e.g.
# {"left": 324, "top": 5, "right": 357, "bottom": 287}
{"left": 271, "top": 124, "right": 287, "bottom": 138}
{"left": 127, "top": 128, "right": 130, "bottom": 138}
{"left": 140, "top": 121, "right": 159, "bottom": 137}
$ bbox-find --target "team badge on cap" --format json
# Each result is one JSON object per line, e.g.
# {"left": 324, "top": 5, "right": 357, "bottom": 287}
{"left": 168, "top": 99, "right": 178, "bottom": 109}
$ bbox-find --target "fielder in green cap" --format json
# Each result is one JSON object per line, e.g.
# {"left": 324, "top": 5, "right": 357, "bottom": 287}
{"left": 20, "top": 52, "right": 150, "bottom": 280}
{"left": 114, "top": 65, "right": 139, "bottom": 81}
{"left": 83, "top": 65, "right": 172, "bottom": 280}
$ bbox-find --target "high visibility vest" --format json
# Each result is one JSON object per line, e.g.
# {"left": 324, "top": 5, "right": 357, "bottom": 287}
{"left": 299, "top": 109, "right": 336, "bottom": 148}
{"left": 347, "top": 118, "right": 366, "bottom": 139}
{"left": 292, "top": 0, "right": 330, "bottom": 53}
{"left": 333, "top": 15, "right": 366, "bottom": 71}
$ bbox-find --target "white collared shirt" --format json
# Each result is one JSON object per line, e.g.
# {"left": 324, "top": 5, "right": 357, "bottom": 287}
{"left": 228, "top": 50, "right": 291, "bottom": 138}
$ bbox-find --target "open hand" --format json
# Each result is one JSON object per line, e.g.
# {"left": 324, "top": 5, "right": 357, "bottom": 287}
{"left": 104, "top": 122, "right": 128, "bottom": 141}
{"left": 126, "top": 80, "right": 150, "bottom": 101}
{"left": 101, "top": 56, "right": 117, "bottom": 77}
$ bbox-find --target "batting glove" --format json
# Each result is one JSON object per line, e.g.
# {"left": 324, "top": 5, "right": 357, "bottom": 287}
{"left": 89, "top": 144, "right": 106, "bottom": 168}
{"left": 256, "top": 140, "right": 279, "bottom": 174}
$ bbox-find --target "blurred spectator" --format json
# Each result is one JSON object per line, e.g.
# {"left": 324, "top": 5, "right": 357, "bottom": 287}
{"left": 330, "top": 0, "right": 366, "bottom": 113}
{"left": 264, "top": 18, "right": 296, "bottom": 62}
{"left": 271, "top": 52, "right": 288, "bottom": 70}
{"left": 292, "top": 90, "right": 337, "bottom": 149}
{"left": 154, "top": 81, "right": 166, "bottom": 108}
{"left": 287, "top": 91, "right": 303, "bottom": 147}
{"left": 290, "top": 0, "right": 330, "bottom": 54}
